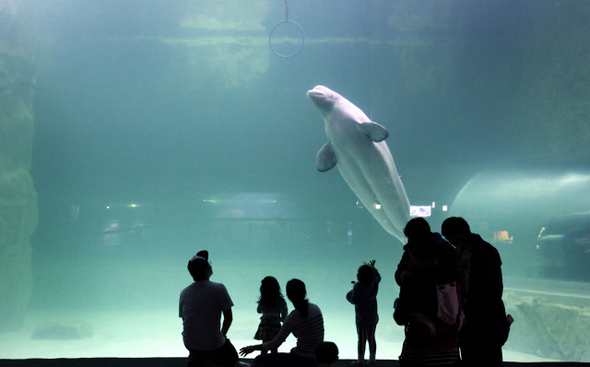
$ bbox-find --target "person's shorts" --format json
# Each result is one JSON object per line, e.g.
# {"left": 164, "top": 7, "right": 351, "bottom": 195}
{"left": 187, "top": 338, "right": 239, "bottom": 367}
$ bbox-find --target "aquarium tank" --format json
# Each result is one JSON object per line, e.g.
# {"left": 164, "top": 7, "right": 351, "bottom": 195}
{"left": 2, "top": 0, "right": 590, "bottom": 362}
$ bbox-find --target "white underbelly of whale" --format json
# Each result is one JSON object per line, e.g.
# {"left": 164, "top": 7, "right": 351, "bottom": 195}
{"left": 307, "top": 85, "right": 411, "bottom": 244}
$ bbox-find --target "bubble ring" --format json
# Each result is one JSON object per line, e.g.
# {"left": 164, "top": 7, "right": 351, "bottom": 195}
{"left": 268, "top": 20, "right": 305, "bottom": 58}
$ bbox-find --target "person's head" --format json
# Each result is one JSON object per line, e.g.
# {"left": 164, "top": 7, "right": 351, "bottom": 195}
{"left": 357, "top": 264, "right": 375, "bottom": 285}
{"left": 286, "top": 278, "right": 310, "bottom": 317}
{"left": 404, "top": 217, "right": 432, "bottom": 241}
{"left": 315, "top": 341, "right": 339, "bottom": 365}
{"left": 260, "top": 276, "right": 281, "bottom": 297}
{"left": 441, "top": 217, "right": 471, "bottom": 245}
{"left": 187, "top": 250, "right": 213, "bottom": 281}
{"left": 286, "top": 278, "right": 307, "bottom": 303}
{"left": 258, "top": 276, "right": 283, "bottom": 307}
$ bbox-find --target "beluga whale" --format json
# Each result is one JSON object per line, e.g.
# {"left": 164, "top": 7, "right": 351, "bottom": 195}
{"left": 307, "top": 85, "right": 411, "bottom": 244}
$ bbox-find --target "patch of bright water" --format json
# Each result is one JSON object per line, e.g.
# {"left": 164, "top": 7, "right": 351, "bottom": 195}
{"left": 0, "top": 308, "right": 550, "bottom": 361}
{"left": 0, "top": 259, "right": 571, "bottom": 361}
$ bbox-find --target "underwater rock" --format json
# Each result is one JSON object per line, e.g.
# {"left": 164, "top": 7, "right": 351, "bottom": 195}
{"left": 31, "top": 321, "right": 94, "bottom": 340}
{"left": 504, "top": 292, "right": 590, "bottom": 362}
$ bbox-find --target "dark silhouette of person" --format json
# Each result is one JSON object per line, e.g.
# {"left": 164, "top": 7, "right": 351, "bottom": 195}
{"left": 441, "top": 217, "right": 511, "bottom": 367}
{"left": 253, "top": 276, "right": 288, "bottom": 354}
{"left": 346, "top": 260, "right": 381, "bottom": 366}
{"left": 315, "top": 341, "right": 339, "bottom": 367}
{"left": 240, "top": 279, "right": 324, "bottom": 367}
{"left": 396, "top": 217, "right": 455, "bottom": 286}
{"left": 394, "top": 218, "right": 462, "bottom": 366}
{"left": 179, "top": 250, "right": 239, "bottom": 367}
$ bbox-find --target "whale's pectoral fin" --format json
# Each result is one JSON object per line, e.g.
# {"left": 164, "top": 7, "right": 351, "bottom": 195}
{"left": 316, "top": 142, "right": 337, "bottom": 172}
{"left": 360, "top": 122, "right": 389, "bottom": 142}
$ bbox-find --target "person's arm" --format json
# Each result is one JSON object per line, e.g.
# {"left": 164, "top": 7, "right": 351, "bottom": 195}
{"left": 221, "top": 308, "right": 232, "bottom": 336}
{"left": 393, "top": 276, "right": 416, "bottom": 326}
{"left": 395, "top": 252, "right": 410, "bottom": 285}
{"left": 179, "top": 295, "right": 185, "bottom": 321}
{"left": 262, "top": 310, "right": 295, "bottom": 351}
{"left": 280, "top": 299, "right": 288, "bottom": 321}
{"left": 346, "top": 283, "right": 361, "bottom": 304}
{"left": 374, "top": 266, "right": 381, "bottom": 283}
{"left": 240, "top": 344, "right": 263, "bottom": 356}
{"left": 242, "top": 310, "right": 295, "bottom": 356}
{"left": 393, "top": 291, "right": 409, "bottom": 326}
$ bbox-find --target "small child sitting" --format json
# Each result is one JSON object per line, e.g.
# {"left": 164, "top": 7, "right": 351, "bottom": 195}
{"left": 315, "top": 341, "right": 339, "bottom": 367}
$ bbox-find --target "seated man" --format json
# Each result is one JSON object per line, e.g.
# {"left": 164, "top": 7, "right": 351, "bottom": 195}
{"left": 179, "top": 250, "right": 239, "bottom": 367}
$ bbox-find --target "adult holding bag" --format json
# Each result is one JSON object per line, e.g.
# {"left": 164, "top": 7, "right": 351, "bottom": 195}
{"left": 394, "top": 218, "right": 463, "bottom": 367}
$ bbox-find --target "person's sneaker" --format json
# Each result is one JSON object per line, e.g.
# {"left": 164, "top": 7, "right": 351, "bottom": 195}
{"left": 351, "top": 361, "right": 364, "bottom": 367}
{"left": 367, "top": 361, "right": 377, "bottom": 367}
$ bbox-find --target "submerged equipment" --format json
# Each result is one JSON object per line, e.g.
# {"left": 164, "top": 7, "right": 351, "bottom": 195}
{"left": 269, "top": 0, "right": 305, "bottom": 58}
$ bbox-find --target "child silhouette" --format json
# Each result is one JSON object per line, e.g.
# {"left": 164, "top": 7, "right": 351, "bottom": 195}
{"left": 253, "top": 276, "right": 288, "bottom": 354}
{"left": 347, "top": 260, "right": 381, "bottom": 367}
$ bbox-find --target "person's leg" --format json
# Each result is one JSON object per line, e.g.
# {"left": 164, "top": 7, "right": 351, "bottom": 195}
{"left": 367, "top": 325, "right": 377, "bottom": 364}
{"left": 479, "top": 345, "right": 503, "bottom": 367}
{"left": 186, "top": 349, "right": 209, "bottom": 367}
{"left": 254, "top": 353, "right": 281, "bottom": 367}
{"left": 461, "top": 337, "right": 503, "bottom": 367}
{"left": 210, "top": 339, "right": 239, "bottom": 367}
{"left": 459, "top": 332, "right": 476, "bottom": 367}
{"left": 357, "top": 326, "right": 367, "bottom": 364}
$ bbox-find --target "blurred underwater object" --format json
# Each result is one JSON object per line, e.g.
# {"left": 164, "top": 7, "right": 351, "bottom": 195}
{"left": 449, "top": 169, "right": 590, "bottom": 281}
{"left": 535, "top": 213, "right": 590, "bottom": 281}
{"left": 0, "top": 0, "right": 38, "bottom": 334}
{"left": 307, "top": 85, "right": 411, "bottom": 244}
{"left": 450, "top": 169, "right": 590, "bottom": 241}
{"left": 31, "top": 320, "right": 94, "bottom": 340}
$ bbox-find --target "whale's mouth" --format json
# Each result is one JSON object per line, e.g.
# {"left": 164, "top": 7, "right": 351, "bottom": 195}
{"left": 306, "top": 90, "right": 325, "bottom": 99}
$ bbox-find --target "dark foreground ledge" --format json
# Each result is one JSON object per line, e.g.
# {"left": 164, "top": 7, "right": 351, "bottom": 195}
{"left": 0, "top": 359, "right": 589, "bottom": 367}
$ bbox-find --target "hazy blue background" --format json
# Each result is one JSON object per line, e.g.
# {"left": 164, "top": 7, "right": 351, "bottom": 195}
{"left": 3, "top": 0, "right": 590, "bottom": 361}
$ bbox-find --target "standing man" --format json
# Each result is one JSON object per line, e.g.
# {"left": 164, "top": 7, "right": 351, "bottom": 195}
{"left": 179, "top": 250, "right": 239, "bottom": 367}
{"left": 441, "top": 217, "right": 511, "bottom": 367}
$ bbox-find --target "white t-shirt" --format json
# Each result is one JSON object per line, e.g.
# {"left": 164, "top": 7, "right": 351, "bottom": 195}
{"left": 179, "top": 280, "right": 234, "bottom": 351}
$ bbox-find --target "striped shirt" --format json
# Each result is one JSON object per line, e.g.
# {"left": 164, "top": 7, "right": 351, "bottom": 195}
{"left": 262, "top": 303, "right": 324, "bottom": 357}
{"left": 400, "top": 341, "right": 459, "bottom": 366}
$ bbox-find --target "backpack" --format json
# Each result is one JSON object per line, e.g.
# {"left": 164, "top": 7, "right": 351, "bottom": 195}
{"left": 405, "top": 280, "right": 465, "bottom": 337}
{"left": 435, "top": 281, "right": 465, "bottom": 332}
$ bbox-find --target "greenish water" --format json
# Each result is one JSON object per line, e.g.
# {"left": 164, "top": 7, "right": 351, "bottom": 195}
{"left": 2, "top": 0, "right": 590, "bottom": 362}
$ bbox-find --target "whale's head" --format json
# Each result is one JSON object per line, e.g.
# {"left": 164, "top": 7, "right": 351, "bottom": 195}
{"left": 306, "top": 85, "right": 340, "bottom": 115}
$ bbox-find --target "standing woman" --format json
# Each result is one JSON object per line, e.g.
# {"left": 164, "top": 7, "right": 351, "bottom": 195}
{"left": 394, "top": 219, "right": 463, "bottom": 367}
{"left": 240, "top": 279, "right": 324, "bottom": 367}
